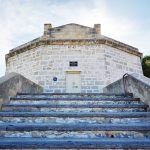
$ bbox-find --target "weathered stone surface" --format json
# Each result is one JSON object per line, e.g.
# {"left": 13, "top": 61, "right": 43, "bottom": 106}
{"left": 2, "top": 103, "right": 147, "bottom": 112}
{"left": 0, "top": 98, "right": 2, "bottom": 111}
{"left": 44, "top": 23, "right": 101, "bottom": 39}
{"left": 1, "top": 122, "right": 150, "bottom": 131}
{"left": 0, "top": 91, "right": 150, "bottom": 149}
{"left": 0, "top": 111, "right": 150, "bottom": 117}
{"left": 0, "top": 72, "right": 43, "bottom": 108}
{"left": 2, "top": 93, "right": 146, "bottom": 113}
{"left": 1, "top": 116, "right": 149, "bottom": 124}
{"left": 0, "top": 130, "right": 147, "bottom": 139}
{"left": 103, "top": 73, "right": 150, "bottom": 106}
{"left": 0, "top": 137, "right": 150, "bottom": 149}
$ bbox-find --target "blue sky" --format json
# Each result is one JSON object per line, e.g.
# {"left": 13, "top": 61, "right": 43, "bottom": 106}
{"left": 0, "top": 0, "right": 150, "bottom": 76}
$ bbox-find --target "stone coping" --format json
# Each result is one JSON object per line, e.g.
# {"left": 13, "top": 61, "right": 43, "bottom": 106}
{"left": 103, "top": 73, "right": 150, "bottom": 106}
{"left": 128, "top": 73, "right": 150, "bottom": 88}
{"left": 0, "top": 72, "right": 18, "bottom": 84}
{"left": 104, "top": 73, "right": 150, "bottom": 90}
{"left": 0, "top": 72, "right": 43, "bottom": 105}
{"left": 5, "top": 36, "right": 142, "bottom": 61}
{"left": 52, "top": 23, "right": 93, "bottom": 30}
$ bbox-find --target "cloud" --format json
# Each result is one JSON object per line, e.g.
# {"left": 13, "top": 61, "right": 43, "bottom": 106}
{"left": 0, "top": 0, "right": 149, "bottom": 76}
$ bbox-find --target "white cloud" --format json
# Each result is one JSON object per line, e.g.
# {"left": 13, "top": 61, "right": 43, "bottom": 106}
{"left": 0, "top": 0, "right": 149, "bottom": 77}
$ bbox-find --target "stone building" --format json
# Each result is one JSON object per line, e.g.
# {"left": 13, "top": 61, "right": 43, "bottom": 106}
{"left": 1, "top": 23, "right": 150, "bottom": 149}
{"left": 5, "top": 23, "right": 143, "bottom": 93}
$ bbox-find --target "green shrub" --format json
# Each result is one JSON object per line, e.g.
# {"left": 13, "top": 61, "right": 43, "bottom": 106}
{"left": 142, "top": 55, "right": 150, "bottom": 78}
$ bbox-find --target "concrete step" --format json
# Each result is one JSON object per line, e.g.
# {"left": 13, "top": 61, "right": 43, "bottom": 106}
{"left": 2, "top": 104, "right": 148, "bottom": 112}
{"left": 0, "top": 137, "right": 149, "bottom": 149}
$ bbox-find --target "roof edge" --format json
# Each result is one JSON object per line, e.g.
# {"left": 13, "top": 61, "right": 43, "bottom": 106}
{"left": 5, "top": 36, "right": 142, "bottom": 62}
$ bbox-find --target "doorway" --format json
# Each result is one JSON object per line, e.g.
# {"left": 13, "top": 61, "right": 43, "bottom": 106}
{"left": 66, "top": 71, "right": 81, "bottom": 93}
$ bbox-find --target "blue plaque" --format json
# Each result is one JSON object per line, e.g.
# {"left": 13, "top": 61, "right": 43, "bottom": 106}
{"left": 53, "top": 77, "right": 57, "bottom": 81}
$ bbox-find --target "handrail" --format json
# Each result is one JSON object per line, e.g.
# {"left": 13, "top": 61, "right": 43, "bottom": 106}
{"left": 123, "top": 73, "right": 129, "bottom": 95}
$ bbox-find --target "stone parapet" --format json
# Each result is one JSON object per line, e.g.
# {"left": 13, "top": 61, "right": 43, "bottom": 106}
{"left": 103, "top": 73, "right": 150, "bottom": 106}
{"left": 0, "top": 72, "right": 43, "bottom": 109}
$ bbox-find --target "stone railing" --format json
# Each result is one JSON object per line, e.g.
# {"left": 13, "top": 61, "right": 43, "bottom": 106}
{"left": 0, "top": 72, "right": 43, "bottom": 109}
{"left": 103, "top": 73, "right": 150, "bottom": 106}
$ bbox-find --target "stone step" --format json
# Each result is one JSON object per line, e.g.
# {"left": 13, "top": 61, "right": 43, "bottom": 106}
{"left": 3, "top": 103, "right": 147, "bottom": 108}
{"left": 3, "top": 108, "right": 145, "bottom": 113}
{"left": 1, "top": 116, "right": 150, "bottom": 124}
{"left": 10, "top": 97, "right": 139, "bottom": 101}
{"left": 1, "top": 123, "right": 149, "bottom": 138}
{"left": 0, "top": 111, "right": 149, "bottom": 118}
{"left": 1, "top": 130, "right": 149, "bottom": 138}
{"left": 1, "top": 92, "right": 149, "bottom": 149}
{"left": 0, "top": 137, "right": 149, "bottom": 149}
{"left": 2, "top": 104, "right": 147, "bottom": 112}
{"left": 0, "top": 123, "right": 150, "bottom": 131}
{"left": 0, "top": 112, "right": 150, "bottom": 124}
{"left": 9, "top": 100, "right": 141, "bottom": 106}
{"left": 9, "top": 98, "right": 142, "bottom": 106}
{"left": 17, "top": 92, "right": 133, "bottom": 97}
{"left": 15, "top": 95, "right": 129, "bottom": 99}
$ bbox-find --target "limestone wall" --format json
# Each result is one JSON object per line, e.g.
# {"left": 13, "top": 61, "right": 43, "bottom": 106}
{"left": 6, "top": 44, "right": 143, "bottom": 93}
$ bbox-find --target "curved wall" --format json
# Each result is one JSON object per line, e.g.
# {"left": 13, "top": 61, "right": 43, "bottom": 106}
{"left": 6, "top": 44, "right": 143, "bottom": 93}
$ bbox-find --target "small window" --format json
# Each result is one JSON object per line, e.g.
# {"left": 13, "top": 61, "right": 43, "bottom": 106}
{"left": 69, "top": 61, "right": 78, "bottom": 67}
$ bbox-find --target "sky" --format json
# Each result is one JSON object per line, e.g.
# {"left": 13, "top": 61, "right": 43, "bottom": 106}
{"left": 0, "top": 0, "right": 150, "bottom": 77}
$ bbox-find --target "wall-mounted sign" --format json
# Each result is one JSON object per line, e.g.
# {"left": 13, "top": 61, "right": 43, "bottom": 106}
{"left": 69, "top": 61, "right": 78, "bottom": 67}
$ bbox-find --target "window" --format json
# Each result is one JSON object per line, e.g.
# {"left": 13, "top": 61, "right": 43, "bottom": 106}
{"left": 69, "top": 61, "right": 78, "bottom": 67}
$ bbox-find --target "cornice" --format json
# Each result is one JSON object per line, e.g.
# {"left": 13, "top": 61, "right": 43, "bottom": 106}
{"left": 5, "top": 36, "right": 142, "bottom": 62}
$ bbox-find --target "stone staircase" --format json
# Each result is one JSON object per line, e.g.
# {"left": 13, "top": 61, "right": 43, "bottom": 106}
{"left": 0, "top": 93, "right": 150, "bottom": 149}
